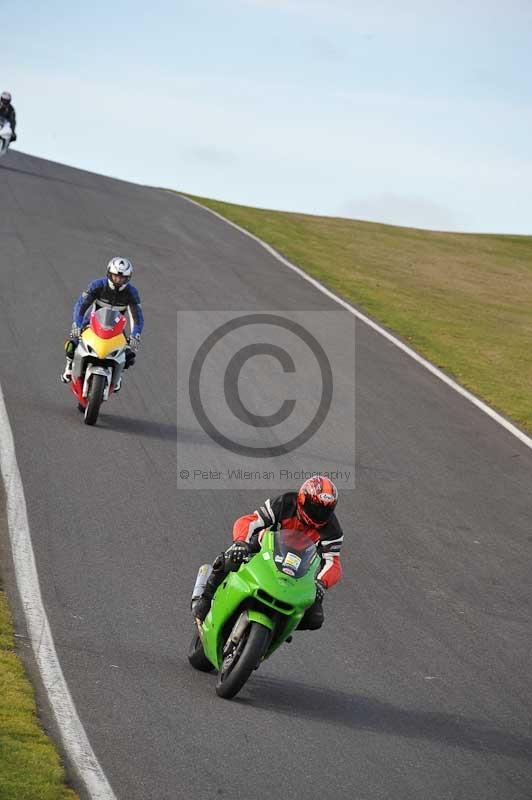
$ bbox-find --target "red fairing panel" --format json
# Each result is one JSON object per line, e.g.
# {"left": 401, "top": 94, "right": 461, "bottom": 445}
{"left": 89, "top": 311, "right": 126, "bottom": 340}
{"left": 70, "top": 378, "right": 86, "bottom": 406}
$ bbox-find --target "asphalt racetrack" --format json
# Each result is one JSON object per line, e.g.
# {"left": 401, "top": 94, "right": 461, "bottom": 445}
{"left": 1, "top": 151, "right": 531, "bottom": 800}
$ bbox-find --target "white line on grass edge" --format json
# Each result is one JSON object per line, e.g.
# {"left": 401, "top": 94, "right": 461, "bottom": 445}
{"left": 0, "top": 383, "right": 116, "bottom": 799}
{"left": 180, "top": 194, "right": 532, "bottom": 452}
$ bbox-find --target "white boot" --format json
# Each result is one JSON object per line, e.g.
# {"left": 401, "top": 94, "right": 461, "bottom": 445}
{"left": 61, "top": 358, "right": 73, "bottom": 383}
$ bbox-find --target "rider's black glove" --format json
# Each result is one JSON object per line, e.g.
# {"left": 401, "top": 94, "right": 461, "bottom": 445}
{"left": 229, "top": 541, "right": 251, "bottom": 566}
{"left": 315, "top": 579, "right": 326, "bottom": 603}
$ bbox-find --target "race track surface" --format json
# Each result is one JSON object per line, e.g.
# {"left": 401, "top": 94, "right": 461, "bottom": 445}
{"left": 1, "top": 151, "right": 531, "bottom": 800}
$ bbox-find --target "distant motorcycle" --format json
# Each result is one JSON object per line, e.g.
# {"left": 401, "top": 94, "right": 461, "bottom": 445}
{"left": 0, "top": 116, "right": 12, "bottom": 158}
{"left": 68, "top": 307, "right": 128, "bottom": 425}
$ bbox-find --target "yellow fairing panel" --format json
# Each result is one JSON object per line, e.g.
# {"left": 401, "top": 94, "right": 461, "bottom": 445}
{"left": 82, "top": 329, "right": 126, "bottom": 359}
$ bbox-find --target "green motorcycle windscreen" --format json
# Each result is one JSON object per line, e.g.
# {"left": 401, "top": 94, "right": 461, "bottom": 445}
{"left": 271, "top": 527, "right": 319, "bottom": 578}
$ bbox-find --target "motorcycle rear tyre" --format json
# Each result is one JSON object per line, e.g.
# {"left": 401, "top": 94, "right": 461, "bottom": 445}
{"left": 188, "top": 629, "right": 215, "bottom": 672}
{"left": 84, "top": 374, "right": 106, "bottom": 426}
{"left": 216, "top": 622, "right": 270, "bottom": 699}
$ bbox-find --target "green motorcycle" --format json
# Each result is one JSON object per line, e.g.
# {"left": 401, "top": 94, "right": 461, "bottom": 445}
{"left": 188, "top": 528, "right": 320, "bottom": 699}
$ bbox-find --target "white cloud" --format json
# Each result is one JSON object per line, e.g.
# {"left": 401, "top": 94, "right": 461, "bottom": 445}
{"left": 187, "top": 147, "right": 238, "bottom": 166}
{"left": 237, "top": 0, "right": 532, "bottom": 28}
{"left": 342, "top": 193, "right": 459, "bottom": 231}
{"left": 8, "top": 58, "right": 532, "bottom": 234}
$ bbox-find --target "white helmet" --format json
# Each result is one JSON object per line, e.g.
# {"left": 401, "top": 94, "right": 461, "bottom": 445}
{"left": 107, "top": 257, "right": 133, "bottom": 291}
{"left": 0, "top": 91, "right": 11, "bottom": 105}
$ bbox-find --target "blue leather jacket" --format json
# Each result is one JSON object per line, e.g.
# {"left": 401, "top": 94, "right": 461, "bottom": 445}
{"left": 73, "top": 278, "right": 144, "bottom": 338}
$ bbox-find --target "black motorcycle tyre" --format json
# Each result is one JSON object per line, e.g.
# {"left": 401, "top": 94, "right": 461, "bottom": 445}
{"left": 216, "top": 622, "right": 270, "bottom": 699}
{"left": 188, "top": 629, "right": 215, "bottom": 672}
{"left": 84, "top": 374, "right": 106, "bottom": 426}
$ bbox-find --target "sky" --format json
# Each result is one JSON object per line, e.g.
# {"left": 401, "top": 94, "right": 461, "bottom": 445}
{"left": 4, "top": 0, "right": 532, "bottom": 233}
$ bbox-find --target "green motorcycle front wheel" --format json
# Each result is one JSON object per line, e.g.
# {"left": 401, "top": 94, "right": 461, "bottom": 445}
{"left": 216, "top": 622, "right": 270, "bottom": 699}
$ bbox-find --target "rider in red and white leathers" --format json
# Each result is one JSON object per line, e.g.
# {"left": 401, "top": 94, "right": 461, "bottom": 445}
{"left": 193, "top": 476, "right": 343, "bottom": 629}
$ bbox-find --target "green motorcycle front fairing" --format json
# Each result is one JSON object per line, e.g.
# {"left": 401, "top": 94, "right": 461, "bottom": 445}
{"left": 201, "top": 529, "right": 320, "bottom": 670}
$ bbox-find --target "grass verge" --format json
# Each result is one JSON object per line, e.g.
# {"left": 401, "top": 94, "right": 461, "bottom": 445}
{"left": 183, "top": 194, "right": 532, "bottom": 435}
{"left": 0, "top": 584, "right": 78, "bottom": 800}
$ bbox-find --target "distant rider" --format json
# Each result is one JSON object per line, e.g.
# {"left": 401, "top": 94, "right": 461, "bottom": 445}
{"left": 193, "top": 476, "right": 343, "bottom": 630}
{"left": 0, "top": 91, "right": 17, "bottom": 141}
{"left": 61, "top": 257, "right": 144, "bottom": 386}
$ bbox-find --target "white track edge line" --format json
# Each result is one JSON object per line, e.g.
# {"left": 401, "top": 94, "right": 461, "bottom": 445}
{"left": 0, "top": 383, "right": 117, "bottom": 800}
{"left": 178, "top": 193, "right": 532, "bottom": 452}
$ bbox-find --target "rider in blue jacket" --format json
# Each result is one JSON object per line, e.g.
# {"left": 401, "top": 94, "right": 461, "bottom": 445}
{"left": 61, "top": 257, "right": 144, "bottom": 385}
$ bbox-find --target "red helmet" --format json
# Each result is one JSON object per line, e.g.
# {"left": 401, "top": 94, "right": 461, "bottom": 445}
{"left": 297, "top": 475, "right": 338, "bottom": 528}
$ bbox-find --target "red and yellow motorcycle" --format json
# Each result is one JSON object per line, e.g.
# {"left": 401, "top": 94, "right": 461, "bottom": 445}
{"left": 69, "top": 308, "right": 128, "bottom": 425}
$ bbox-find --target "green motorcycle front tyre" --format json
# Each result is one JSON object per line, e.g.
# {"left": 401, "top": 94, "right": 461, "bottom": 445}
{"left": 216, "top": 622, "right": 270, "bottom": 699}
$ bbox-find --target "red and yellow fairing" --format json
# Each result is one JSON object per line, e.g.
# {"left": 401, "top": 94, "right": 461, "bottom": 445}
{"left": 81, "top": 328, "right": 127, "bottom": 359}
